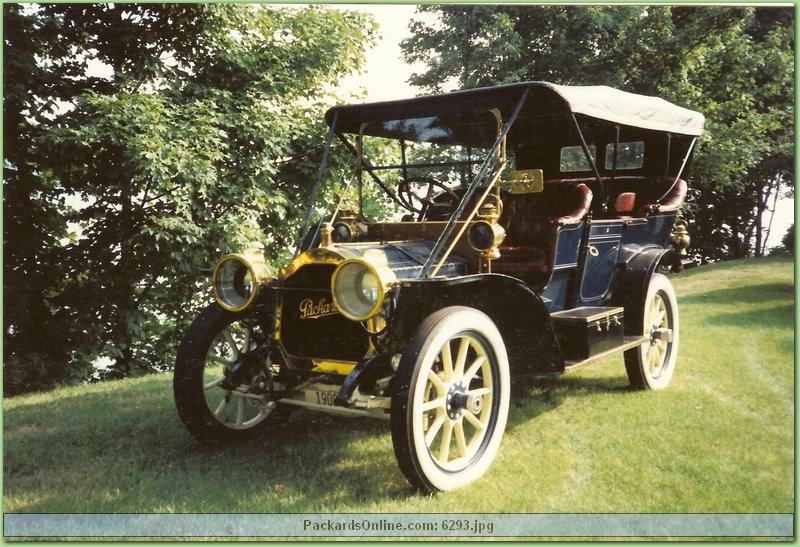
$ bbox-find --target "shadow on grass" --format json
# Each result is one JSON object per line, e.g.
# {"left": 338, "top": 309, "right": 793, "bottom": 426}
{"left": 165, "top": 407, "right": 417, "bottom": 507}
{"left": 5, "top": 365, "right": 645, "bottom": 512}
{"left": 702, "top": 302, "right": 794, "bottom": 329}
{"left": 163, "top": 375, "right": 638, "bottom": 507}
{"left": 680, "top": 282, "right": 794, "bottom": 306}
{"left": 7, "top": 319, "right": 697, "bottom": 513}
{"left": 3, "top": 377, "right": 417, "bottom": 512}
{"left": 681, "top": 282, "right": 794, "bottom": 333}
{"left": 506, "top": 370, "right": 633, "bottom": 431}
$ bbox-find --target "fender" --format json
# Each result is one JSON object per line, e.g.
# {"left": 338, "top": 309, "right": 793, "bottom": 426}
{"left": 612, "top": 245, "right": 669, "bottom": 335}
{"left": 387, "top": 274, "right": 563, "bottom": 376}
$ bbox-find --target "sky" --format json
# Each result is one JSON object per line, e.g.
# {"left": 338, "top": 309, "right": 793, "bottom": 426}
{"left": 334, "top": 4, "right": 428, "bottom": 102}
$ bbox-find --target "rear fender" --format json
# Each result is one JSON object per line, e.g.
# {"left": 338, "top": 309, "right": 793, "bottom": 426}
{"left": 388, "top": 274, "right": 563, "bottom": 376}
{"left": 611, "top": 245, "right": 669, "bottom": 334}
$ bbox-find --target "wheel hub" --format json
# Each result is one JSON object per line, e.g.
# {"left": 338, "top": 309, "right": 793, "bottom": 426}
{"left": 650, "top": 327, "right": 674, "bottom": 345}
{"left": 222, "top": 349, "right": 269, "bottom": 391}
{"left": 445, "top": 381, "right": 483, "bottom": 420}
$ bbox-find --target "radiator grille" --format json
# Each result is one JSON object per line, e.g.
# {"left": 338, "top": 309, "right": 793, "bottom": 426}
{"left": 279, "top": 263, "right": 370, "bottom": 362}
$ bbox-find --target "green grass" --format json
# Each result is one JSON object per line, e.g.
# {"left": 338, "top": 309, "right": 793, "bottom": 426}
{"left": 4, "top": 257, "right": 794, "bottom": 519}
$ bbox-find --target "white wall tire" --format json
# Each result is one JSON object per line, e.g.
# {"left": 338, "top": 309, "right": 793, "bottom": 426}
{"left": 391, "top": 306, "right": 510, "bottom": 494}
{"left": 624, "top": 273, "right": 679, "bottom": 390}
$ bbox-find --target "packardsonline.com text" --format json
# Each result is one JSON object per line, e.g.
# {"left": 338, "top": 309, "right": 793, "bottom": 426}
{"left": 302, "top": 517, "right": 495, "bottom": 535}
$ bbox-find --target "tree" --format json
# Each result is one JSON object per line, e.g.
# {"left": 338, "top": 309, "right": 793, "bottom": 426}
{"left": 4, "top": 4, "right": 377, "bottom": 394}
{"left": 778, "top": 224, "right": 794, "bottom": 255}
{"left": 403, "top": 5, "right": 642, "bottom": 91}
{"left": 676, "top": 7, "right": 795, "bottom": 258}
{"left": 401, "top": 5, "right": 794, "bottom": 262}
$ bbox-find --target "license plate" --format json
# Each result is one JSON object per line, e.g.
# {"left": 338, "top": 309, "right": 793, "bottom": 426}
{"left": 305, "top": 384, "right": 339, "bottom": 407}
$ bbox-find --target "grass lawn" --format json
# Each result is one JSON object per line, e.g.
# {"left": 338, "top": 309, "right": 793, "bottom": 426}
{"left": 3, "top": 257, "right": 794, "bottom": 529}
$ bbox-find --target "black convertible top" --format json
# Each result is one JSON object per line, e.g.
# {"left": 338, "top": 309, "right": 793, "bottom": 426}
{"left": 325, "top": 81, "right": 704, "bottom": 144}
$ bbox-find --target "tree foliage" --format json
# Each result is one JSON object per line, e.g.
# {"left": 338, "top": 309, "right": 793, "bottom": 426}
{"left": 4, "top": 4, "right": 376, "bottom": 394}
{"left": 402, "top": 5, "right": 794, "bottom": 261}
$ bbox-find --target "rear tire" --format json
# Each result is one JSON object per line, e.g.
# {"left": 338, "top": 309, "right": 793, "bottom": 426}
{"left": 624, "top": 273, "right": 679, "bottom": 390}
{"left": 391, "top": 306, "right": 510, "bottom": 494}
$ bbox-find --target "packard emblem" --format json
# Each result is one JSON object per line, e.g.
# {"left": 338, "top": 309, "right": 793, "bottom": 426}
{"left": 299, "top": 298, "right": 339, "bottom": 320}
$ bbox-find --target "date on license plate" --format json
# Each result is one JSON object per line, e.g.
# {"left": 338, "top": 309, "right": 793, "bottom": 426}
{"left": 305, "top": 384, "right": 339, "bottom": 407}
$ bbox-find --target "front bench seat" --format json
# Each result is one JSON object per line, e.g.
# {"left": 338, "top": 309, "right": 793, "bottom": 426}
{"left": 493, "top": 182, "right": 592, "bottom": 283}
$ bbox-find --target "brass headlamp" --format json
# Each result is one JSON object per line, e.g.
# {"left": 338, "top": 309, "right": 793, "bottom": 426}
{"left": 331, "top": 256, "right": 397, "bottom": 322}
{"left": 212, "top": 244, "right": 272, "bottom": 312}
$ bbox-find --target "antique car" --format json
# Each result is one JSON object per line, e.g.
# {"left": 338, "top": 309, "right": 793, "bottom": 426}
{"left": 173, "top": 81, "right": 704, "bottom": 494}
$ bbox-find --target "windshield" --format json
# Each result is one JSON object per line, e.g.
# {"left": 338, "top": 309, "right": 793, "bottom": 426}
{"left": 292, "top": 106, "right": 511, "bottom": 257}
{"left": 363, "top": 111, "right": 500, "bottom": 182}
{"left": 321, "top": 109, "right": 506, "bottom": 224}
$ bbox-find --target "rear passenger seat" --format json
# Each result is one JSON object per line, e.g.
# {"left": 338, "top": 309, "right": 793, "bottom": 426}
{"left": 606, "top": 176, "right": 688, "bottom": 218}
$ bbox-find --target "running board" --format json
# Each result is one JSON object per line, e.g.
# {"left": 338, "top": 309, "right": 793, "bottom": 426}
{"left": 563, "top": 335, "right": 648, "bottom": 372}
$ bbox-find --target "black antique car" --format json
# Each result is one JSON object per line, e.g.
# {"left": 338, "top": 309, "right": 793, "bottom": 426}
{"left": 174, "top": 82, "right": 704, "bottom": 494}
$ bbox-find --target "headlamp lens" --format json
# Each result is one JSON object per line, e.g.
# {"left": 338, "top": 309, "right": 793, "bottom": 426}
{"left": 214, "top": 257, "right": 255, "bottom": 311}
{"left": 213, "top": 249, "right": 271, "bottom": 312}
{"left": 332, "top": 261, "right": 383, "bottom": 321}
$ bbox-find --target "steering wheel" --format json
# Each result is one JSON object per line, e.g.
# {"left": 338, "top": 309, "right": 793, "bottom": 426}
{"left": 397, "top": 177, "right": 461, "bottom": 221}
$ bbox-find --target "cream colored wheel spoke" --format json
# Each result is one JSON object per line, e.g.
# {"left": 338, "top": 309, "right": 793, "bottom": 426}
{"left": 441, "top": 342, "right": 454, "bottom": 378}
{"left": 454, "top": 419, "right": 468, "bottom": 458}
{"left": 650, "top": 341, "right": 666, "bottom": 373}
{"left": 468, "top": 386, "right": 491, "bottom": 398}
{"left": 425, "top": 413, "right": 446, "bottom": 446}
{"left": 208, "top": 353, "right": 235, "bottom": 366}
{"left": 650, "top": 298, "right": 666, "bottom": 328}
{"left": 427, "top": 337, "right": 495, "bottom": 467}
{"left": 438, "top": 420, "right": 454, "bottom": 462}
{"left": 214, "top": 397, "right": 229, "bottom": 417}
{"left": 427, "top": 370, "right": 446, "bottom": 394}
{"left": 175, "top": 304, "right": 280, "bottom": 444}
{"left": 625, "top": 275, "right": 678, "bottom": 391}
{"left": 648, "top": 351, "right": 658, "bottom": 374}
{"left": 204, "top": 377, "right": 224, "bottom": 391}
{"left": 464, "top": 355, "right": 486, "bottom": 384}
{"left": 205, "top": 321, "right": 273, "bottom": 430}
{"left": 393, "top": 306, "right": 510, "bottom": 493}
{"left": 422, "top": 396, "right": 446, "bottom": 413}
{"left": 454, "top": 338, "right": 470, "bottom": 377}
{"left": 463, "top": 410, "right": 486, "bottom": 431}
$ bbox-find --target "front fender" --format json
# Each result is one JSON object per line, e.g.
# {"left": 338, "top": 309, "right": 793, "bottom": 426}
{"left": 387, "top": 274, "right": 563, "bottom": 376}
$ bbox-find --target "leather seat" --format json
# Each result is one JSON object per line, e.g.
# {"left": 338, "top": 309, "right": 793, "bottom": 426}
{"left": 494, "top": 182, "right": 592, "bottom": 281}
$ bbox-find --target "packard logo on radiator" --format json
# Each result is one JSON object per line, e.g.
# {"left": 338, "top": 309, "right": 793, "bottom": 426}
{"left": 299, "top": 298, "right": 339, "bottom": 320}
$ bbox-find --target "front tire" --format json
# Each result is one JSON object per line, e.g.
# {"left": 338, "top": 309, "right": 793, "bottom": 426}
{"left": 624, "top": 273, "right": 679, "bottom": 390}
{"left": 391, "top": 306, "right": 510, "bottom": 494}
{"left": 173, "top": 304, "right": 286, "bottom": 443}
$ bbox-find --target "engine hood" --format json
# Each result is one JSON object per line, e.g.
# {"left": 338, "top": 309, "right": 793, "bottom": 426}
{"left": 282, "top": 239, "right": 468, "bottom": 282}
